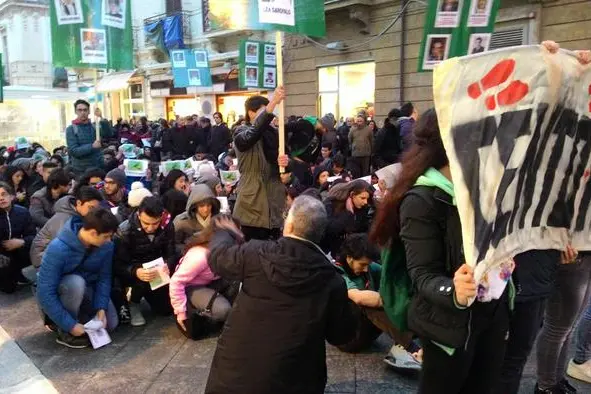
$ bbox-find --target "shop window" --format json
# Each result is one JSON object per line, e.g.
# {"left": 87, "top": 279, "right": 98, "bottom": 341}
{"left": 318, "top": 62, "right": 375, "bottom": 121}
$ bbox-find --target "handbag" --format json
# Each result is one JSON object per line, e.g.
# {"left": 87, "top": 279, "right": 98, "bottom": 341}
{"left": 177, "top": 290, "right": 224, "bottom": 340}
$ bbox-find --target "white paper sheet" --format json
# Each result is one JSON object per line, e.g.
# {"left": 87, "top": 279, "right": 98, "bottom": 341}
{"left": 84, "top": 318, "right": 111, "bottom": 349}
{"left": 142, "top": 257, "right": 170, "bottom": 290}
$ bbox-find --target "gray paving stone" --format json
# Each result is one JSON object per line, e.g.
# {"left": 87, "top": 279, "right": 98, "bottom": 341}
{"left": 145, "top": 366, "right": 210, "bottom": 394}
{"left": 325, "top": 353, "right": 356, "bottom": 393}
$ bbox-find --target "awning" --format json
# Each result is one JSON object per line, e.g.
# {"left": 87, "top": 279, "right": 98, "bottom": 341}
{"left": 96, "top": 70, "right": 136, "bottom": 92}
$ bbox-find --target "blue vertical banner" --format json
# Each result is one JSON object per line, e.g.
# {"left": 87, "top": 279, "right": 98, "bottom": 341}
{"left": 171, "top": 49, "right": 213, "bottom": 88}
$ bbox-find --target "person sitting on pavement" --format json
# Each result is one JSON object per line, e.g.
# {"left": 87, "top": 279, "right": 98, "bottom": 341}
{"left": 29, "top": 169, "right": 72, "bottom": 228}
{"left": 101, "top": 168, "right": 131, "bottom": 222}
{"left": 0, "top": 182, "right": 36, "bottom": 293}
{"left": 170, "top": 220, "right": 238, "bottom": 337}
{"left": 114, "top": 196, "right": 176, "bottom": 327}
{"left": 159, "top": 169, "right": 190, "bottom": 196}
{"left": 334, "top": 233, "right": 422, "bottom": 370}
{"left": 37, "top": 208, "right": 120, "bottom": 349}
{"left": 204, "top": 195, "right": 356, "bottom": 394}
{"left": 173, "top": 184, "right": 220, "bottom": 256}
{"left": 28, "top": 161, "right": 59, "bottom": 196}
{"left": 75, "top": 168, "right": 106, "bottom": 192}
{"left": 194, "top": 173, "right": 223, "bottom": 197}
{"left": 30, "top": 186, "right": 103, "bottom": 270}
{"left": 4, "top": 165, "right": 30, "bottom": 208}
{"left": 160, "top": 189, "right": 188, "bottom": 221}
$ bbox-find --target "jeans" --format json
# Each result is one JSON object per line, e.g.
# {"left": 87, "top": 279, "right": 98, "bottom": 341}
{"left": 59, "top": 274, "right": 118, "bottom": 331}
{"left": 536, "top": 257, "right": 591, "bottom": 388}
{"left": 187, "top": 285, "right": 231, "bottom": 322}
{"left": 574, "top": 297, "right": 591, "bottom": 364}
{"left": 130, "top": 280, "right": 173, "bottom": 316}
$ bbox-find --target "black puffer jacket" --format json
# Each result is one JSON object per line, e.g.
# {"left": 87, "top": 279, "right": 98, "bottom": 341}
{"left": 373, "top": 121, "right": 402, "bottom": 166}
{"left": 205, "top": 232, "right": 355, "bottom": 394}
{"left": 399, "top": 185, "right": 470, "bottom": 348}
{"left": 209, "top": 123, "right": 232, "bottom": 160}
{"left": 162, "top": 126, "right": 198, "bottom": 158}
{"left": 114, "top": 211, "right": 176, "bottom": 283}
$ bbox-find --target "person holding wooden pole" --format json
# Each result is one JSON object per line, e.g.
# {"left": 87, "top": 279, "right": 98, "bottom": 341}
{"left": 65, "top": 99, "right": 104, "bottom": 176}
{"left": 232, "top": 86, "right": 287, "bottom": 241}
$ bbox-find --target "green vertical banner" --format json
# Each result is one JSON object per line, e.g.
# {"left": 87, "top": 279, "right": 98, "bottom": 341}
{"left": 418, "top": 0, "right": 500, "bottom": 72}
{"left": 50, "top": 0, "right": 133, "bottom": 70}
{"left": 239, "top": 40, "right": 277, "bottom": 90}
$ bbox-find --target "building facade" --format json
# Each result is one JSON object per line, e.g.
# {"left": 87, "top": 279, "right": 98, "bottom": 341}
{"left": 282, "top": 0, "right": 591, "bottom": 123}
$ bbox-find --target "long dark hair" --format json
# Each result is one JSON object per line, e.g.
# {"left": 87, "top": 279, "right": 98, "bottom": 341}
{"left": 4, "top": 166, "right": 27, "bottom": 192}
{"left": 369, "top": 108, "right": 449, "bottom": 246}
{"left": 159, "top": 169, "right": 188, "bottom": 195}
{"left": 182, "top": 214, "right": 240, "bottom": 255}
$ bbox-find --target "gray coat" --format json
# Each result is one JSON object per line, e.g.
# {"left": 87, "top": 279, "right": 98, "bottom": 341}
{"left": 348, "top": 125, "right": 373, "bottom": 157}
{"left": 173, "top": 184, "right": 220, "bottom": 256}
{"left": 30, "top": 195, "right": 78, "bottom": 268}
{"left": 233, "top": 112, "right": 285, "bottom": 230}
{"left": 29, "top": 187, "right": 55, "bottom": 228}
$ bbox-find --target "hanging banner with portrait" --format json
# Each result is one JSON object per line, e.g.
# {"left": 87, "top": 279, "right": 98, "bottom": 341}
{"left": 418, "top": 0, "right": 500, "bottom": 72}
{"left": 238, "top": 39, "right": 277, "bottom": 89}
{"left": 433, "top": 45, "right": 591, "bottom": 303}
{"left": 50, "top": 0, "right": 133, "bottom": 70}
{"left": 170, "top": 49, "right": 213, "bottom": 88}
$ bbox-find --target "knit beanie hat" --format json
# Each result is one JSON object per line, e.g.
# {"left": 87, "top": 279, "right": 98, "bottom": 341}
{"left": 320, "top": 114, "right": 335, "bottom": 131}
{"left": 106, "top": 168, "right": 126, "bottom": 187}
{"left": 127, "top": 181, "right": 153, "bottom": 208}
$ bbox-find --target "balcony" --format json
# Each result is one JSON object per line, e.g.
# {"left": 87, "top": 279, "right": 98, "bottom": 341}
{"left": 143, "top": 11, "right": 191, "bottom": 48}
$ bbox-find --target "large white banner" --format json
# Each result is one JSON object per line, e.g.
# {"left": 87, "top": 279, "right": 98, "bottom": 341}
{"left": 434, "top": 46, "right": 591, "bottom": 300}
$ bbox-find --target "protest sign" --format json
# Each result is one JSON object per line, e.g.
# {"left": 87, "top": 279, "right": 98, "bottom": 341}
{"left": 124, "top": 159, "right": 149, "bottom": 177}
{"left": 220, "top": 170, "right": 241, "bottom": 186}
{"left": 239, "top": 40, "right": 277, "bottom": 89}
{"left": 433, "top": 45, "right": 591, "bottom": 303}
{"left": 418, "top": 0, "right": 500, "bottom": 72}
{"left": 171, "top": 49, "right": 213, "bottom": 88}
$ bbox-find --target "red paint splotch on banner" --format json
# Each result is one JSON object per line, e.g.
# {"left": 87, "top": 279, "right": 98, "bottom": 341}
{"left": 584, "top": 169, "right": 590, "bottom": 179}
{"left": 468, "top": 59, "right": 516, "bottom": 99}
{"left": 468, "top": 59, "right": 528, "bottom": 110}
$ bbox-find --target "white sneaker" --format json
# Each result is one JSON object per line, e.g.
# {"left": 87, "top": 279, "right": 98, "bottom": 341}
{"left": 129, "top": 303, "right": 146, "bottom": 327}
{"left": 383, "top": 345, "right": 422, "bottom": 371}
{"left": 567, "top": 359, "right": 591, "bottom": 383}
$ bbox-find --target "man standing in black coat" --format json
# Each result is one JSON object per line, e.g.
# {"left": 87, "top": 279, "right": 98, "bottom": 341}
{"left": 205, "top": 196, "right": 356, "bottom": 394}
{"left": 209, "top": 112, "right": 232, "bottom": 162}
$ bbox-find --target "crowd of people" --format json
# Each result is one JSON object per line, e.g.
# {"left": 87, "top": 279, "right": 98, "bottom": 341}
{"left": 1, "top": 41, "right": 591, "bottom": 394}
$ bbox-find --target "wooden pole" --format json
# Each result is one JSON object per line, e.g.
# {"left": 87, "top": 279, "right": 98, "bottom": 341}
{"left": 94, "top": 68, "right": 100, "bottom": 142}
{"left": 275, "top": 31, "right": 285, "bottom": 173}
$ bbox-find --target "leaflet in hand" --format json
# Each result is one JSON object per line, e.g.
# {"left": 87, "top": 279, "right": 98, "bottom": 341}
{"left": 142, "top": 257, "right": 171, "bottom": 290}
{"left": 84, "top": 318, "right": 112, "bottom": 350}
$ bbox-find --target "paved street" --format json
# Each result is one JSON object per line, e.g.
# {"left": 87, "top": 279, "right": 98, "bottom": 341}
{"left": 1, "top": 287, "right": 590, "bottom": 394}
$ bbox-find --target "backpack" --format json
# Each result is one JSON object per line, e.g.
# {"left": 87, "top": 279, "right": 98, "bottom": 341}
{"left": 378, "top": 188, "right": 449, "bottom": 332}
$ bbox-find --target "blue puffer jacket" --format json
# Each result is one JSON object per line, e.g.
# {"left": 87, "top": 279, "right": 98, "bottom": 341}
{"left": 65, "top": 122, "right": 103, "bottom": 174}
{"left": 37, "top": 216, "right": 114, "bottom": 332}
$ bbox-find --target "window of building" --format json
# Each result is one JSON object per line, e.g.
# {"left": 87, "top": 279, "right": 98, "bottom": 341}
{"left": 166, "top": 0, "right": 182, "bottom": 13}
{"left": 318, "top": 62, "right": 375, "bottom": 121}
{"left": 490, "top": 21, "right": 530, "bottom": 50}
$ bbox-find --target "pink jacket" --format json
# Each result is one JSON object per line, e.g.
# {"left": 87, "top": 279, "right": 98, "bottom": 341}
{"left": 169, "top": 246, "right": 219, "bottom": 320}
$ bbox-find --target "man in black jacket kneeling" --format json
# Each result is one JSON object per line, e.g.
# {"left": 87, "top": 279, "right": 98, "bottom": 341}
{"left": 205, "top": 195, "right": 356, "bottom": 394}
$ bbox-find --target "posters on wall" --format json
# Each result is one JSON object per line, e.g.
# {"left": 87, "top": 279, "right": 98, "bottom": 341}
{"left": 171, "top": 49, "right": 213, "bottom": 88}
{"left": 239, "top": 40, "right": 277, "bottom": 89}
{"left": 433, "top": 45, "right": 591, "bottom": 303}
{"left": 418, "top": 0, "right": 500, "bottom": 71}
{"left": 50, "top": 0, "right": 133, "bottom": 70}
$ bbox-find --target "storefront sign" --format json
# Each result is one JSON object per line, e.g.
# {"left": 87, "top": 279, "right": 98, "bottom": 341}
{"left": 418, "top": 0, "right": 500, "bottom": 72}
{"left": 50, "top": 0, "right": 133, "bottom": 70}
{"left": 171, "top": 49, "right": 213, "bottom": 88}
{"left": 239, "top": 40, "right": 277, "bottom": 89}
{"left": 202, "top": 0, "right": 325, "bottom": 37}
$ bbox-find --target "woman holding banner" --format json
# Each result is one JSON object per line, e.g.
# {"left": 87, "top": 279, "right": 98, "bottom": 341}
{"left": 370, "top": 109, "right": 512, "bottom": 393}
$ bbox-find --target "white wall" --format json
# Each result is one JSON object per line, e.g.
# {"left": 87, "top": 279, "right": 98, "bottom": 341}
{"left": 131, "top": 0, "right": 166, "bottom": 50}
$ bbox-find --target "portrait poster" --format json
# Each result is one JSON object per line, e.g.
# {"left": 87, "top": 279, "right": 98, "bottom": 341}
{"left": 102, "top": 0, "right": 126, "bottom": 29}
{"left": 422, "top": 34, "right": 451, "bottom": 70}
{"left": 80, "top": 28, "right": 107, "bottom": 64}
{"left": 194, "top": 50, "right": 208, "bottom": 68}
{"left": 245, "top": 66, "right": 259, "bottom": 87}
{"left": 245, "top": 42, "right": 259, "bottom": 64}
{"left": 435, "top": 0, "right": 463, "bottom": 28}
{"left": 187, "top": 69, "right": 202, "bottom": 86}
{"left": 55, "top": 0, "right": 83, "bottom": 25}
{"left": 468, "top": 0, "right": 493, "bottom": 27}
{"left": 263, "top": 67, "right": 276, "bottom": 88}
{"left": 264, "top": 44, "right": 276, "bottom": 65}
{"left": 468, "top": 33, "right": 491, "bottom": 55}
{"left": 171, "top": 50, "right": 186, "bottom": 68}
